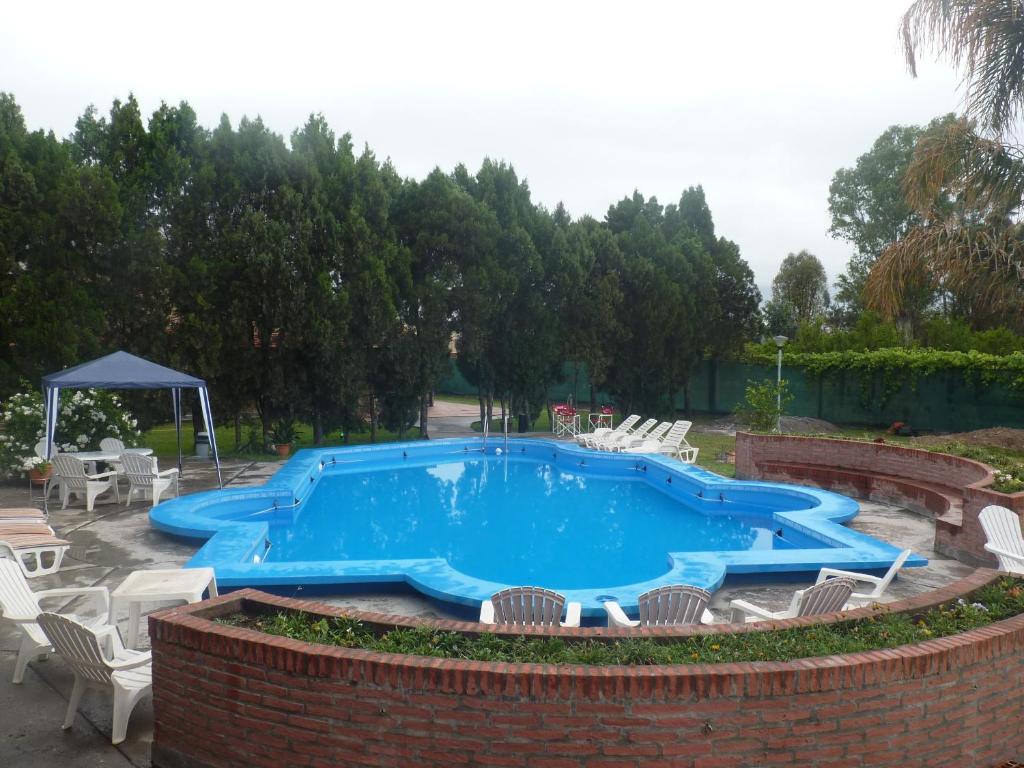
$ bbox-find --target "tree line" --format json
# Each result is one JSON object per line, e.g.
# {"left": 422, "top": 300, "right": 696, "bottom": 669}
{"left": 0, "top": 93, "right": 761, "bottom": 446}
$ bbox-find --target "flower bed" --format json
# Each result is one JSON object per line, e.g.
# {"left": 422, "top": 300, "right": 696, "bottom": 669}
{"left": 149, "top": 571, "right": 1024, "bottom": 768}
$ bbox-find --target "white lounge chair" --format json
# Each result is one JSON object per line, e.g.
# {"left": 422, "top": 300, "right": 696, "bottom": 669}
{"left": 37, "top": 612, "right": 152, "bottom": 745}
{"left": 623, "top": 420, "right": 698, "bottom": 463}
{"left": 0, "top": 521, "right": 70, "bottom": 578}
{"left": 579, "top": 414, "right": 640, "bottom": 448}
{"left": 121, "top": 453, "right": 179, "bottom": 508}
{"left": 728, "top": 577, "right": 856, "bottom": 623}
{"left": 814, "top": 550, "right": 913, "bottom": 606}
{"left": 479, "top": 586, "right": 582, "bottom": 628}
{"left": 612, "top": 421, "right": 672, "bottom": 452}
{"left": 0, "top": 559, "right": 118, "bottom": 684}
{"left": 979, "top": 505, "right": 1024, "bottom": 575}
{"left": 53, "top": 454, "right": 120, "bottom": 512}
{"left": 598, "top": 418, "right": 658, "bottom": 451}
{"left": 604, "top": 584, "right": 714, "bottom": 627}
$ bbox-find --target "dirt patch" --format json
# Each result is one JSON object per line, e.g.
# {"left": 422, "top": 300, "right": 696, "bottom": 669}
{"left": 913, "top": 428, "right": 1024, "bottom": 453}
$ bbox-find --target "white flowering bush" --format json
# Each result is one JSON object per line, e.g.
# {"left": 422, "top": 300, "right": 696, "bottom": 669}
{"left": 0, "top": 386, "right": 140, "bottom": 478}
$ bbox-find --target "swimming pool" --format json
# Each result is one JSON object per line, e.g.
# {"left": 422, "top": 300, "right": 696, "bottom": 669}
{"left": 150, "top": 438, "right": 925, "bottom": 618}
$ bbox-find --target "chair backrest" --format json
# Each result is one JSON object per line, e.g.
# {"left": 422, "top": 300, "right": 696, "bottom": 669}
{"left": 643, "top": 422, "right": 673, "bottom": 443}
{"left": 120, "top": 453, "right": 157, "bottom": 487}
{"left": 628, "top": 419, "right": 658, "bottom": 440}
{"left": 0, "top": 558, "right": 42, "bottom": 622}
{"left": 99, "top": 437, "right": 125, "bottom": 454}
{"left": 874, "top": 549, "right": 913, "bottom": 593}
{"left": 34, "top": 440, "right": 57, "bottom": 460}
{"left": 489, "top": 587, "right": 566, "bottom": 626}
{"left": 637, "top": 585, "right": 711, "bottom": 626}
{"left": 53, "top": 455, "right": 88, "bottom": 488}
{"left": 979, "top": 505, "right": 1024, "bottom": 568}
{"left": 795, "top": 577, "right": 856, "bottom": 617}
{"left": 37, "top": 612, "right": 113, "bottom": 685}
{"left": 660, "top": 421, "right": 693, "bottom": 449}
{"left": 615, "top": 414, "right": 641, "bottom": 434}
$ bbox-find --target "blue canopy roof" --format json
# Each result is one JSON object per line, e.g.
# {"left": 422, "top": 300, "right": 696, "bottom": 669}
{"left": 42, "top": 351, "right": 206, "bottom": 390}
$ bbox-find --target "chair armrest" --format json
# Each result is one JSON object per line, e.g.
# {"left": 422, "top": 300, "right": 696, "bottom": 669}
{"left": 479, "top": 600, "right": 495, "bottom": 624}
{"left": 561, "top": 602, "right": 582, "bottom": 628}
{"left": 815, "top": 568, "right": 883, "bottom": 587}
{"left": 700, "top": 608, "right": 715, "bottom": 625}
{"left": 85, "top": 471, "right": 119, "bottom": 480}
{"left": 603, "top": 600, "right": 639, "bottom": 628}
{"left": 106, "top": 651, "right": 152, "bottom": 671}
{"left": 156, "top": 468, "right": 180, "bottom": 477}
{"left": 728, "top": 599, "right": 776, "bottom": 622}
{"left": 983, "top": 543, "right": 1024, "bottom": 567}
{"left": 36, "top": 586, "right": 111, "bottom": 615}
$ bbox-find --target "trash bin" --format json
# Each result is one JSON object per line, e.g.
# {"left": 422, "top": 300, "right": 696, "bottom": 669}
{"left": 195, "top": 431, "right": 210, "bottom": 459}
{"left": 518, "top": 414, "right": 529, "bottom": 433}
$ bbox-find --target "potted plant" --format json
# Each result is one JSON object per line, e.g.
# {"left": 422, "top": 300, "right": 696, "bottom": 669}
{"left": 269, "top": 419, "right": 300, "bottom": 458}
{"left": 27, "top": 457, "right": 53, "bottom": 486}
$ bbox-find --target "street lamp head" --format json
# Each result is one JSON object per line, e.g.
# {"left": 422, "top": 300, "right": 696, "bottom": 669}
{"left": 773, "top": 335, "right": 788, "bottom": 349}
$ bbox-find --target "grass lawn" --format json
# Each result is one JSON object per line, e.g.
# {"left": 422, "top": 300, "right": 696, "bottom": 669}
{"left": 141, "top": 422, "right": 404, "bottom": 460}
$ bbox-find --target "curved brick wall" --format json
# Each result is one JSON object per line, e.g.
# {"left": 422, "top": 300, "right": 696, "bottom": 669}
{"left": 735, "top": 432, "right": 1024, "bottom": 566}
{"left": 150, "top": 573, "right": 1024, "bottom": 768}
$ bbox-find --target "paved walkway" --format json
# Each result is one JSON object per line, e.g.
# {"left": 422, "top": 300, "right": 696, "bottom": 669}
{"left": 0, "top": 437, "right": 975, "bottom": 766}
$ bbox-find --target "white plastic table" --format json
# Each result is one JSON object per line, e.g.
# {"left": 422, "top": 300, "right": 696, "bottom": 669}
{"left": 69, "top": 448, "right": 153, "bottom": 474}
{"left": 109, "top": 567, "right": 217, "bottom": 648}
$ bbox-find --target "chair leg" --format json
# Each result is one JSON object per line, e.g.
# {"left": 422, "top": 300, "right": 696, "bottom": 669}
{"left": 13, "top": 634, "right": 46, "bottom": 684}
{"left": 111, "top": 684, "right": 147, "bottom": 745}
{"left": 63, "top": 677, "right": 87, "bottom": 729}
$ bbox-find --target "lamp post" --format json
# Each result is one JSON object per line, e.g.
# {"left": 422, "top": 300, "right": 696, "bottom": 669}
{"left": 773, "top": 335, "right": 788, "bottom": 433}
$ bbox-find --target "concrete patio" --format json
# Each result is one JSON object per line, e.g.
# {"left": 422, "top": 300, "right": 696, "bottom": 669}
{"left": 0, "top": 447, "right": 975, "bottom": 767}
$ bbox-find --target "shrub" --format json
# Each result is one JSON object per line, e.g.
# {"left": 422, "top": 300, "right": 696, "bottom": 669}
{"left": 737, "top": 378, "right": 793, "bottom": 433}
{"left": 0, "top": 385, "right": 140, "bottom": 477}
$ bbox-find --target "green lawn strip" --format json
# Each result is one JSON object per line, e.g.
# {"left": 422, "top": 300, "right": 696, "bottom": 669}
{"left": 216, "top": 578, "right": 1024, "bottom": 666}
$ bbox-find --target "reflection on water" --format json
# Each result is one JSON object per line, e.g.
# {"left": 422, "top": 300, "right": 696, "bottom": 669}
{"left": 266, "top": 457, "right": 822, "bottom": 589}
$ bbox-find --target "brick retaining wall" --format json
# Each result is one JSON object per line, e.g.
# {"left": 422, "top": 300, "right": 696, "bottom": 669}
{"left": 150, "top": 574, "right": 1024, "bottom": 768}
{"left": 735, "top": 432, "right": 1024, "bottom": 566}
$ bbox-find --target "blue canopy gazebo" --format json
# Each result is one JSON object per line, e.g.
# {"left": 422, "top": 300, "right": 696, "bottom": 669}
{"left": 42, "top": 351, "right": 222, "bottom": 487}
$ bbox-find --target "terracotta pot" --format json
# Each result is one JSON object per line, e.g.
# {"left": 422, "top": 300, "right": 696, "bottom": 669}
{"left": 29, "top": 466, "right": 53, "bottom": 485}
{"left": 274, "top": 444, "right": 291, "bottom": 458}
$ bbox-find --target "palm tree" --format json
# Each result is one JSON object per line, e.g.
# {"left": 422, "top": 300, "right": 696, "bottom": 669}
{"left": 864, "top": 1, "right": 1024, "bottom": 330}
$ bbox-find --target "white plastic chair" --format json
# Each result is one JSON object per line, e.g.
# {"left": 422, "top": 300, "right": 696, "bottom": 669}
{"left": 0, "top": 559, "right": 117, "bottom": 684}
{"left": 598, "top": 418, "right": 658, "bottom": 451}
{"left": 979, "top": 505, "right": 1024, "bottom": 574}
{"left": 99, "top": 437, "right": 127, "bottom": 478}
{"left": 604, "top": 584, "right": 714, "bottom": 627}
{"left": 37, "top": 612, "right": 151, "bottom": 745}
{"left": 120, "top": 453, "right": 179, "bottom": 507}
{"left": 53, "top": 454, "right": 120, "bottom": 512}
{"left": 479, "top": 586, "right": 582, "bottom": 627}
{"left": 623, "top": 420, "right": 698, "bottom": 463}
{"left": 814, "top": 550, "right": 913, "bottom": 606}
{"left": 579, "top": 414, "right": 640, "bottom": 448}
{"left": 728, "top": 577, "right": 856, "bottom": 623}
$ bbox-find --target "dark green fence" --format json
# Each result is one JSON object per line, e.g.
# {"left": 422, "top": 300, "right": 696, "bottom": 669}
{"left": 437, "top": 357, "right": 1024, "bottom": 431}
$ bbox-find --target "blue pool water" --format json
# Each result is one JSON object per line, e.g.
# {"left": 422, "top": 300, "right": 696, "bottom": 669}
{"left": 150, "top": 438, "right": 925, "bottom": 618}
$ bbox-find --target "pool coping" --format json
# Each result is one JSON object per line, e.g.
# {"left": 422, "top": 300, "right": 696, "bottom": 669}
{"left": 149, "top": 437, "right": 925, "bottom": 618}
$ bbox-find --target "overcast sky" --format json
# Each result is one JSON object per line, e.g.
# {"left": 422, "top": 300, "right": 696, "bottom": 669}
{"left": 2, "top": 0, "right": 963, "bottom": 296}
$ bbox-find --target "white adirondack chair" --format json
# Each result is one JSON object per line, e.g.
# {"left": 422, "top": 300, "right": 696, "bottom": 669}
{"left": 33, "top": 439, "right": 61, "bottom": 501}
{"left": 0, "top": 559, "right": 117, "bottom": 684}
{"left": 604, "top": 584, "right": 714, "bottom": 627}
{"left": 979, "top": 505, "right": 1024, "bottom": 575}
{"left": 479, "top": 586, "right": 582, "bottom": 627}
{"left": 598, "top": 418, "right": 658, "bottom": 451}
{"left": 580, "top": 414, "right": 640, "bottom": 448}
{"left": 37, "top": 612, "right": 152, "bottom": 745}
{"left": 814, "top": 549, "right": 913, "bottom": 606}
{"left": 120, "top": 453, "right": 179, "bottom": 507}
{"left": 728, "top": 577, "right": 856, "bottom": 623}
{"left": 99, "top": 437, "right": 127, "bottom": 478}
{"left": 0, "top": 521, "right": 70, "bottom": 577}
{"left": 612, "top": 421, "right": 672, "bottom": 452}
{"left": 53, "top": 454, "right": 120, "bottom": 512}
